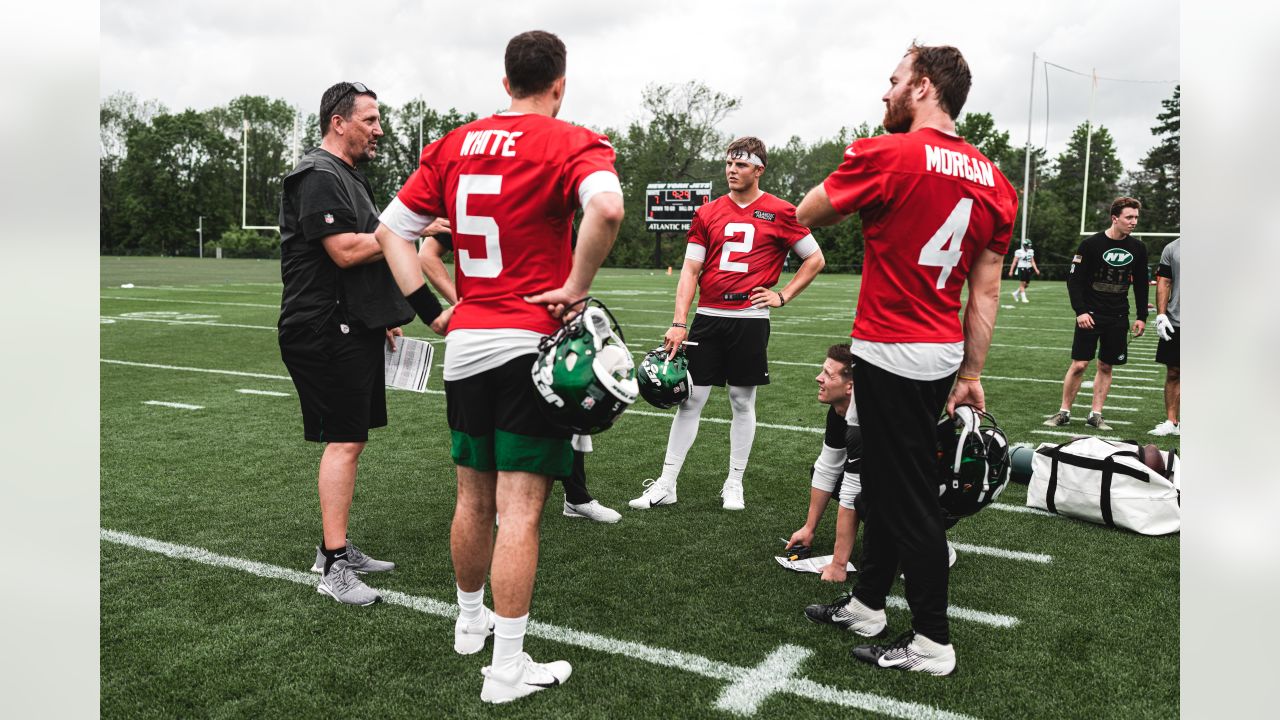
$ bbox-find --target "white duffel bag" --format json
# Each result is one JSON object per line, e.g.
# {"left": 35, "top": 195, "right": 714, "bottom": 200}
{"left": 1026, "top": 437, "right": 1180, "bottom": 535}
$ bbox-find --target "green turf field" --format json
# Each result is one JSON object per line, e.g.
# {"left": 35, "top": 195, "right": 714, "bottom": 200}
{"left": 100, "top": 256, "right": 1178, "bottom": 719}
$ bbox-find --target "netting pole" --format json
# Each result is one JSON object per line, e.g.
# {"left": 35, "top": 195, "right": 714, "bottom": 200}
{"left": 241, "top": 117, "right": 249, "bottom": 230}
{"left": 1078, "top": 69, "right": 1097, "bottom": 235}
{"left": 1018, "top": 52, "right": 1036, "bottom": 250}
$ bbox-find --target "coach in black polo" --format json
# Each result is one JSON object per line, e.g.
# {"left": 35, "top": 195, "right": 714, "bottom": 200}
{"left": 278, "top": 81, "right": 441, "bottom": 606}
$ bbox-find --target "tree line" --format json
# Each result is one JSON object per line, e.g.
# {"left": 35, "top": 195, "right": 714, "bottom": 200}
{"left": 100, "top": 83, "right": 1178, "bottom": 277}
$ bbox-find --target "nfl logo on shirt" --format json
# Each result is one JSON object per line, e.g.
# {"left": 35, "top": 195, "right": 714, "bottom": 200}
{"left": 324, "top": 213, "right": 334, "bottom": 224}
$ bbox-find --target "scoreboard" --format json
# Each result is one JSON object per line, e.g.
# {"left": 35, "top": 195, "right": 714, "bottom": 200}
{"left": 645, "top": 182, "right": 712, "bottom": 231}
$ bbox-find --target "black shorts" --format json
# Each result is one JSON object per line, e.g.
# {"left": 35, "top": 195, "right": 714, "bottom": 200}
{"left": 445, "top": 354, "right": 572, "bottom": 477}
{"left": 1156, "top": 325, "right": 1180, "bottom": 367}
{"left": 686, "top": 314, "right": 770, "bottom": 386}
{"left": 279, "top": 319, "right": 386, "bottom": 443}
{"left": 1071, "top": 314, "right": 1129, "bottom": 365}
{"left": 1018, "top": 268, "right": 1033, "bottom": 283}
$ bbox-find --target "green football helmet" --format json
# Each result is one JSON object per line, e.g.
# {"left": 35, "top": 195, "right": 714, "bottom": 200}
{"left": 935, "top": 405, "right": 1010, "bottom": 522}
{"left": 530, "top": 298, "right": 639, "bottom": 435}
{"left": 638, "top": 345, "right": 690, "bottom": 409}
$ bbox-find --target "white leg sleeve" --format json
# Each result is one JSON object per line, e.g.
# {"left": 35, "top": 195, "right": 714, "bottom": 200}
{"left": 726, "top": 385, "right": 757, "bottom": 483}
{"left": 659, "top": 384, "right": 712, "bottom": 484}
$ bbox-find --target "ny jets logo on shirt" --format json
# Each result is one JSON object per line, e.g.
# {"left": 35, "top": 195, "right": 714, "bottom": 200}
{"left": 1103, "top": 249, "right": 1133, "bottom": 267}
{"left": 324, "top": 213, "right": 334, "bottom": 224}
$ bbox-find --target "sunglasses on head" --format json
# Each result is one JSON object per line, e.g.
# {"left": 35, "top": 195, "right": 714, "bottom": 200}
{"left": 324, "top": 82, "right": 373, "bottom": 119}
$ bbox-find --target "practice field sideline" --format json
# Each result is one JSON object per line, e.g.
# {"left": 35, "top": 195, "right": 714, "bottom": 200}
{"left": 101, "top": 257, "right": 1178, "bottom": 719}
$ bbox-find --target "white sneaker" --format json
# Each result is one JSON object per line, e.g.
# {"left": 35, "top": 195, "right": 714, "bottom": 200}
{"left": 1149, "top": 420, "right": 1179, "bottom": 437}
{"left": 454, "top": 607, "right": 495, "bottom": 655}
{"left": 852, "top": 630, "right": 957, "bottom": 676}
{"left": 1021, "top": 294, "right": 1030, "bottom": 303}
{"left": 480, "top": 652, "right": 572, "bottom": 704}
{"left": 563, "top": 499, "right": 622, "bottom": 523}
{"left": 629, "top": 478, "right": 677, "bottom": 509}
{"left": 1010, "top": 290, "right": 1019, "bottom": 302}
{"left": 721, "top": 479, "right": 745, "bottom": 510}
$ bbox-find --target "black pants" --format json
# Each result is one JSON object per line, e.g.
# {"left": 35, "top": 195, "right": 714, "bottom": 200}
{"left": 560, "top": 450, "right": 592, "bottom": 504}
{"left": 850, "top": 356, "right": 956, "bottom": 645}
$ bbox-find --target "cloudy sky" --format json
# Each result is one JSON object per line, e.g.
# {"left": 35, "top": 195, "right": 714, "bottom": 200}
{"left": 101, "top": 0, "right": 1179, "bottom": 170}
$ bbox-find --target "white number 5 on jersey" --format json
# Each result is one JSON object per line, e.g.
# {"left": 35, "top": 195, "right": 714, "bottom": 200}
{"left": 719, "top": 222, "right": 755, "bottom": 273}
{"left": 918, "top": 198, "right": 973, "bottom": 288}
{"left": 457, "top": 174, "right": 503, "bottom": 278}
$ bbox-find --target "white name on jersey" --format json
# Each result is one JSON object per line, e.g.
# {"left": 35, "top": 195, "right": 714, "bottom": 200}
{"left": 924, "top": 145, "right": 995, "bottom": 188}
{"left": 460, "top": 130, "right": 524, "bottom": 157}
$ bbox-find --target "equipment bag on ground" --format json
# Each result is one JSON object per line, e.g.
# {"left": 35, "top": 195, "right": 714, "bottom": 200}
{"left": 1026, "top": 437, "right": 1180, "bottom": 535}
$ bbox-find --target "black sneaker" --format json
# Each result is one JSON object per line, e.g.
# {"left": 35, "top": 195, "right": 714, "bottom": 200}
{"left": 852, "top": 630, "right": 956, "bottom": 676}
{"left": 1042, "top": 411, "right": 1070, "bottom": 427}
{"left": 804, "top": 593, "right": 887, "bottom": 637}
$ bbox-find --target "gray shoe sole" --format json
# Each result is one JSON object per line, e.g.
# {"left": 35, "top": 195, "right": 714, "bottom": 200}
{"left": 316, "top": 583, "right": 381, "bottom": 607}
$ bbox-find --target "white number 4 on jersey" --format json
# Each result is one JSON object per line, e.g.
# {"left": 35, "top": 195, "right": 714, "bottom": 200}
{"left": 918, "top": 198, "right": 973, "bottom": 289}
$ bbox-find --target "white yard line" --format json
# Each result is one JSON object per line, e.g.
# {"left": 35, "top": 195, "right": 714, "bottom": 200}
{"left": 236, "top": 389, "right": 291, "bottom": 397}
{"left": 101, "top": 528, "right": 982, "bottom": 720}
{"left": 1042, "top": 414, "right": 1132, "bottom": 426}
{"left": 102, "top": 359, "right": 443, "bottom": 395}
{"left": 1030, "top": 430, "right": 1124, "bottom": 441}
{"left": 950, "top": 541, "right": 1052, "bottom": 564}
{"left": 143, "top": 401, "right": 204, "bottom": 410}
{"left": 624, "top": 409, "right": 824, "bottom": 434}
{"left": 1074, "top": 403, "right": 1138, "bottom": 413}
{"left": 102, "top": 314, "right": 277, "bottom": 330}
{"left": 988, "top": 503, "right": 1063, "bottom": 518}
{"left": 101, "top": 295, "right": 278, "bottom": 309}
{"left": 983, "top": 375, "right": 1160, "bottom": 391}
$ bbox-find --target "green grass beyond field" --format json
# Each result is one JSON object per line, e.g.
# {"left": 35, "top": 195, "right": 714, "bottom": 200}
{"left": 100, "top": 256, "right": 1178, "bottom": 719}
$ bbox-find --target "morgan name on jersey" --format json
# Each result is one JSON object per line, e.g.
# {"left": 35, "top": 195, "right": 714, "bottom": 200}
{"left": 924, "top": 144, "right": 997, "bottom": 188}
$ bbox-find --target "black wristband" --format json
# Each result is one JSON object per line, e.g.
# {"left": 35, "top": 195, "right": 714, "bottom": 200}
{"left": 406, "top": 285, "right": 442, "bottom": 325}
{"left": 672, "top": 322, "right": 687, "bottom": 328}
{"left": 778, "top": 292, "right": 787, "bottom": 307}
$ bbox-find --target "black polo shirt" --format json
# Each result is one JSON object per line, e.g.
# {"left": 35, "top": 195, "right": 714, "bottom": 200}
{"left": 278, "top": 148, "right": 413, "bottom": 333}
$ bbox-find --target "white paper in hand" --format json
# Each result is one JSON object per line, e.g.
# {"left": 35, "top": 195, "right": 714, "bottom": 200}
{"left": 384, "top": 337, "right": 434, "bottom": 393}
{"left": 774, "top": 554, "right": 856, "bottom": 574}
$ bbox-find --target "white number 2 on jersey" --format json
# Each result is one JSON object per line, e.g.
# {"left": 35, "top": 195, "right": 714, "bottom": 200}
{"left": 719, "top": 222, "right": 755, "bottom": 273}
{"left": 456, "top": 174, "right": 503, "bottom": 278}
{"left": 918, "top": 198, "right": 973, "bottom": 288}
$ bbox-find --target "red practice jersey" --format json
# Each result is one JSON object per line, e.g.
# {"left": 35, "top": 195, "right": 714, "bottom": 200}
{"left": 688, "top": 193, "right": 812, "bottom": 311}
{"left": 393, "top": 113, "right": 618, "bottom": 335}
{"left": 823, "top": 128, "right": 1017, "bottom": 343}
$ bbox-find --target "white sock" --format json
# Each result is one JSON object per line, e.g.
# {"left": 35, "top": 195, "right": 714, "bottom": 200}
{"left": 457, "top": 585, "right": 485, "bottom": 623}
{"left": 1060, "top": 407, "right": 1071, "bottom": 414}
{"left": 491, "top": 613, "right": 529, "bottom": 674}
{"left": 659, "top": 385, "right": 711, "bottom": 485}
{"left": 726, "top": 385, "right": 757, "bottom": 484}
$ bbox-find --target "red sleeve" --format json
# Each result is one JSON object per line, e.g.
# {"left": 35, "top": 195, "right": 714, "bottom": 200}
{"left": 987, "top": 175, "right": 1018, "bottom": 256}
{"left": 778, "top": 204, "right": 811, "bottom": 248}
{"left": 396, "top": 141, "right": 447, "bottom": 216}
{"left": 822, "top": 136, "right": 891, "bottom": 216}
{"left": 563, "top": 129, "right": 619, "bottom": 208}
{"left": 686, "top": 206, "right": 708, "bottom": 249}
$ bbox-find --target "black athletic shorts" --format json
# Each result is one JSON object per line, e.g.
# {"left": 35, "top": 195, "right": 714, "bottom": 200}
{"left": 1071, "top": 313, "right": 1129, "bottom": 365}
{"left": 279, "top": 318, "right": 386, "bottom": 443}
{"left": 1018, "top": 268, "right": 1033, "bottom": 283}
{"left": 1156, "top": 325, "right": 1180, "bottom": 367}
{"left": 445, "top": 354, "right": 572, "bottom": 477}
{"left": 686, "top": 314, "right": 770, "bottom": 386}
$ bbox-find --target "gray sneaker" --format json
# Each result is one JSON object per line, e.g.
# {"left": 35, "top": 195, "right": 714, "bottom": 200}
{"left": 316, "top": 559, "right": 382, "bottom": 606}
{"left": 310, "top": 541, "right": 395, "bottom": 574}
{"left": 1042, "top": 411, "right": 1070, "bottom": 427}
{"left": 1086, "top": 412, "right": 1112, "bottom": 431}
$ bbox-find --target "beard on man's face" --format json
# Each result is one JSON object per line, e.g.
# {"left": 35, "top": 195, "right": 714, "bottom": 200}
{"left": 882, "top": 91, "right": 914, "bottom": 134}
